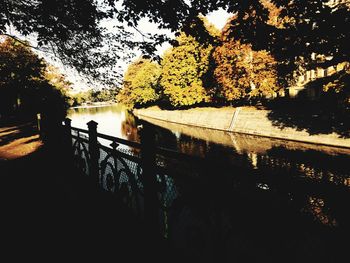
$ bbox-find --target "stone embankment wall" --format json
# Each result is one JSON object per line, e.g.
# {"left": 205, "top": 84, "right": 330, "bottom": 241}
{"left": 134, "top": 107, "right": 350, "bottom": 149}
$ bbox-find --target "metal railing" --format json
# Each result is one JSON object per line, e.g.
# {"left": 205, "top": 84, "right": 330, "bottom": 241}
{"left": 58, "top": 118, "right": 350, "bottom": 260}
{"left": 63, "top": 118, "right": 204, "bottom": 236}
{"left": 23, "top": 113, "right": 347, "bottom": 263}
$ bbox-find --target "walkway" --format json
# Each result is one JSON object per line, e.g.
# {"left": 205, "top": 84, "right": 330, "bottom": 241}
{"left": 0, "top": 121, "right": 175, "bottom": 261}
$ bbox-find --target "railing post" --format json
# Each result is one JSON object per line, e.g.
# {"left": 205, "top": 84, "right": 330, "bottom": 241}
{"left": 36, "top": 113, "right": 42, "bottom": 138}
{"left": 64, "top": 118, "right": 73, "bottom": 158}
{"left": 87, "top": 120, "right": 100, "bottom": 187}
{"left": 139, "top": 122, "right": 159, "bottom": 232}
{"left": 40, "top": 112, "right": 63, "bottom": 147}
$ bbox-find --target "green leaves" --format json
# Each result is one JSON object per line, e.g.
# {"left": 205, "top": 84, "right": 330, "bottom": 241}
{"left": 120, "top": 14, "right": 281, "bottom": 108}
{"left": 117, "top": 58, "right": 161, "bottom": 108}
{"left": 160, "top": 30, "right": 213, "bottom": 107}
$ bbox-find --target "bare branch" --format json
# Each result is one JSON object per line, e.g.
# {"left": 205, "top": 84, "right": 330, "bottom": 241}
{"left": 0, "top": 33, "right": 55, "bottom": 55}
{"left": 131, "top": 25, "right": 151, "bottom": 42}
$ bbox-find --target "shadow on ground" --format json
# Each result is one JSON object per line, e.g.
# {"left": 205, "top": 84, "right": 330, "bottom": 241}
{"left": 266, "top": 72, "right": 350, "bottom": 138}
{"left": 0, "top": 134, "right": 175, "bottom": 261}
{"left": 1, "top": 120, "right": 349, "bottom": 262}
{"left": 266, "top": 96, "right": 350, "bottom": 138}
{"left": 0, "top": 122, "right": 39, "bottom": 147}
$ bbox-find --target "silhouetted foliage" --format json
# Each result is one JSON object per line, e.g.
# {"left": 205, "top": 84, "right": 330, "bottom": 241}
{"left": 0, "top": 0, "right": 168, "bottom": 84}
{"left": 0, "top": 37, "right": 70, "bottom": 119}
{"left": 267, "top": 71, "right": 350, "bottom": 137}
{"left": 1, "top": 1, "right": 349, "bottom": 86}
{"left": 0, "top": 37, "right": 44, "bottom": 115}
{"left": 2, "top": 0, "right": 349, "bottom": 135}
{"left": 123, "top": 0, "right": 349, "bottom": 91}
{"left": 267, "top": 1, "right": 350, "bottom": 86}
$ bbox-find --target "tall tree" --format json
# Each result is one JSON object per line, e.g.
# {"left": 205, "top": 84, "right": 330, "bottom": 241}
{"left": 0, "top": 0, "right": 168, "bottom": 84}
{"left": 0, "top": 37, "right": 69, "bottom": 118}
{"left": 117, "top": 57, "right": 161, "bottom": 108}
{"left": 0, "top": 37, "right": 45, "bottom": 114}
{"left": 213, "top": 39, "right": 280, "bottom": 102}
{"left": 2, "top": 0, "right": 348, "bottom": 88}
{"left": 267, "top": 0, "right": 349, "bottom": 85}
{"left": 159, "top": 17, "right": 219, "bottom": 107}
{"left": 160, "top": 31, "right": 213, "bottom": 107}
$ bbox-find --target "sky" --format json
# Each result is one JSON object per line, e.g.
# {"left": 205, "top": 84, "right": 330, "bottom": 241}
{"left": 135, "top": 8, "right": 231, "bottom": 56}
{"left": 47, "top": 8, "right": 232, "bottom": 93}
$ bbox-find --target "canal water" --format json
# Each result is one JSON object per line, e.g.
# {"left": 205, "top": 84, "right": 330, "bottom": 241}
{"left": 68, "top": 104, "right": 350, "bottom": 262}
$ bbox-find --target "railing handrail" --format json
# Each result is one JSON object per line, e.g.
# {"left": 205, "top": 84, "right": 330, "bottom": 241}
{"left": 71, "top": 126, "right": 89, "bottom": 134}
{"left": 68, "top": 123, "right": 141, "bottom": 149}
{"left": 69, "top": 125, "right": 205, "bottom": 163}
{"left": 97, "top": 132, "right": 141, "bottom": 149}
{"left": 99, "top": 143, "right": 141, "bottom": 162}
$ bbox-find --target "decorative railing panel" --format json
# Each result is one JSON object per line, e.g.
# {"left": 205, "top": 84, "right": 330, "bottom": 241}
{"left": 63, "top": 118, "right": 350, "bottom": 261}
{"left": 71, "top": 128, "right": 90, "bottom": 176}
{"left": 67, "top": 120, "right": 202, "bottom": 237}
{"left": 98, "top": 142, "right": 144, "bottom": 216}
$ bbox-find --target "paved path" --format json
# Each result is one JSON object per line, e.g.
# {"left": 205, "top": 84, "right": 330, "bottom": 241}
{"left": 0, "top": 122, "right": 175, "bottom": 261}
{"left": 0, "top": 122, "right": 42, "bottom": 160}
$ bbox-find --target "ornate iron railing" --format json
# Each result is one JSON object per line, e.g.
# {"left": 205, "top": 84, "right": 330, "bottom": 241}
{"left": 64, "top": 118, "right": 198, "bottom": 236}
{"left": 61, "top": 118, "right": 350, "bottom": 260}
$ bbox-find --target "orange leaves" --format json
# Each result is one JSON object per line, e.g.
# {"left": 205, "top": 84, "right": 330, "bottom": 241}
{"left": 213, "top": 39, "right": 280, "bottom": 101}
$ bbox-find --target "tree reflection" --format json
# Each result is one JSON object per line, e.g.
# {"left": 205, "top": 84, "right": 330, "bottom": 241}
{"left": 121, "top": 113, "right": 139, "bottom": 142}
{"left": 302, "top": 196, "right": 338, "bottom": 227}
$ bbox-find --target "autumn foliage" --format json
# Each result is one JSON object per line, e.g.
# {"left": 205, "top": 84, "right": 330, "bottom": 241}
{"left": 160, "top": 32, "right": 212, "bottom": 107}
{"left": 118, "top": 0, "right": 349, "bottom": 109}
{"left": 213, "top": 40, "right": 280, "bottom": 102}
{"left": 117, "top": 58, "right": 161, "bottom": 108}
{"left": 118, "top": 15, "right": 280, "bottom": 108}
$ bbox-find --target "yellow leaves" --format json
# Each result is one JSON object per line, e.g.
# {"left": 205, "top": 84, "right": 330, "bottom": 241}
{"left": 121, "top": 12, "right": 286, "bottom": 108}
{"left": 213, "top": 39, "right": 280, "bottom": 102}
{"left": 44, "top": 65, "right": 72, "bottom": 94}
{"left": 160, "top": 32, "right": 212, "bottom": 107}
{"left": 118, "top": 58, "right": 161, "bottom": 108}
{"left": 323, "top": 80, "right": 341, "bottom": 93}
{"left": 162, "top": 81, "right": 209, "bottom": 107}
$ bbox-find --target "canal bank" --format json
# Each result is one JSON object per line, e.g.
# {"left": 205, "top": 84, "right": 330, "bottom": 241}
{"left": 134, "top": 106, "right": 350, "bottom": 149}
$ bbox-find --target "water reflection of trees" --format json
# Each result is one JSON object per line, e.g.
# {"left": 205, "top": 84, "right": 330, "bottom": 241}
{"left": 160, "top": 155, "right": 349, "bottom": 262}
{"left": 142, "top": 120, "right": 350, "bottom": 260}
{"left": 70, "top": 103, "right": 125, "bottom": 116}
{"left": 262, "top": 147, "right": 350, "bottom": 187}
{"left": 121, "top": 113, "right": 139, "bottom": 143}
{"left": 142, "top": 118, "right": 350, "bottom": 189}
{"left": 302, "top": 196, "right": 338, "bottom": 227}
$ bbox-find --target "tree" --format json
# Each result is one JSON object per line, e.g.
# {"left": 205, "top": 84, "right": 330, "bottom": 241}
{"left": 44, "top": 65, "right": 72, "bottom": 94}
{"left": 0, "top": 37, "right": 45, "bottom": 115}
{"left": 2, "top": 0, "right": 348, "bottom": 90}
{"left": 0, "top": 37, "right": 69, "bottom": 118}
{"left": 124, "top": 0, "right": 349, "bottom": 88}
{"left": 88, "top": 88, "right": 118, "bottom": 103}
{"left": 160, "top": 32, "right": 212, "bottom": 107}
{"left": 159, "top": 16, "right": 220, "bottom": 108}
{"left": 1, "top": 1, "right": 102, "bottom": 81}
{"left": 0, "top": 0, "right": 275, "bottom": 85}
{"left": 0, "top": 0, "right": 168, "bottom": 84}
{"left": 261, "top": 1, "right": 350, "bottom": 85}
{"left": 117, "top": 58, "right": 161, "bottom": 108}
{"left": 213, "top": 38, "right": 280, "bottom": 102}
{"left": 70, "top": 91, "right": 91, "bottom": 107}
